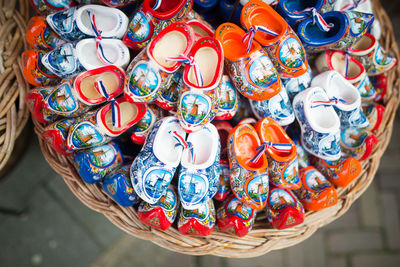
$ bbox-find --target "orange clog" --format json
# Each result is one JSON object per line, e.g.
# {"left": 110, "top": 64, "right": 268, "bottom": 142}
{"left": 26, "top": 16, "right": 64, "bottom": 50}
{"left": 240, "top": 0, "right": 309, "bottom": 78}
{"left": 215, "top": 22, "right": 281, "bottom": 101}
{"left": 227, "top": 123, "right": 269, "bottom": 209}
{"left": 21, "top": 49, "right": 58, "bottom": 87}
{"left": 255, "top": 117, "right": 301, "bottom": 190}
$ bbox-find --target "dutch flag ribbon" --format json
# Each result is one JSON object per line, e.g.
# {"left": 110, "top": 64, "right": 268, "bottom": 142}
{"left": 170, "top": 130, "right": 195, "bottom": 163}
{"left": 294, "top": 7, "right": 333, "bottom": 32}
{"left": 340, "top": 0, "right": 367, "bottom": 11}
{"left": 166, "top": 54, "right": 203, "bottom": 87}
{"left": 87, "top": 11, "right": 113, "bottom": 65}
{"left": 153, "top": 0, "right": 162, "bottom": 10}
{"left": 95, "top": 79, "right": 122, "bottom": 128}
{"left": 311, "top": 97, "right": 347, "bottom": 108}
{"left": 344, "top": 52, "right": 350, "bottom": 77}
{"left": 94, "top": 79, "right": 110, "bottom": 100}
{"left": 250, "top": 141, "right": 293, "bottom": 163}
{"left": 242, "top": 25, "right": 279, "bottom": 52}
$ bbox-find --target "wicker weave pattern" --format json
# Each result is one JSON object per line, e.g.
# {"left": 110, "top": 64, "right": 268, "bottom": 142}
{"left": 0, "top": 0, "right": 29, "bottom": 172}
{"left": 31, "top": 0, "right": 400, "bottom": 258}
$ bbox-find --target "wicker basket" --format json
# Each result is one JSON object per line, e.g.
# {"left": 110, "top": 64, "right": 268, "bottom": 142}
{"left": 0, "top": 0, "right": 30, "bottom": 175}
{"left": 31, "top": 0, "right": 400, "bottom": 258}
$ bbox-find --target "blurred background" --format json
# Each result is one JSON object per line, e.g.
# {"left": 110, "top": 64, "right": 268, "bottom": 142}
{"left": 1, "top": 1, "right": 400, "bottom": 266}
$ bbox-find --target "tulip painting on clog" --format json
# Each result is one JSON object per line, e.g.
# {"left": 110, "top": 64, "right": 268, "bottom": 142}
{"left": 266, "top": 188, "right": 305, "bottom": 230}
{"left": 26, "top": 16, "right": 64, "bottom": 50}
{"left": 73, "top": 141, "right": 123, "bottom": 184}
{"left": 178, "top": 123, "right": 221, "bottom": 209}
{"left": 29, "top": 0, "right": 76, "bottom": 16}
{"left": 138, "top": 186, "right": 178, "bottom": 231}
{"left": 102, "top": 165, "right": 140, "bottom": 207}
{"left": 255, "top": 118, "right": 301, "bottom": 190}
{"left": 178, "top": 199, "right": 216, "bottom": 236}
{"left": 292, "top": 87, "right": 341, "bottom": 161}
{"left": 123, "top": 0, "right": 193, "bottom": 51}
{"left": 340, "top": 127, "right": 378, "bottom": 161}
{"left": 293, "top": 166, "right": 338, "bottom": 211}
{"left": 250, "top": 83, "right": 295, "bottom": 126}
{"left": 42, "top": 117, "right": 75, "bottom": 156}
{"left": 241, "top": 0, "right": 309, "bottom": 78}
{"left": 21, "top": 50, "right": 59, "bottom": 87}
{"left": 46, "top": 5, "right": 129, "bottom": 41}
{"left": 25, "top": 87, "right": 60, "bottom": 123}
{"left": 125, "top": 22, "right": 195, "bottom": 103}
{"left": 348, "top": 33, "right": 397, "bottom": 76}
{"left": 215, "top": 75, "right": 239, "bottom": 121}
{"left": 281, "top": 68, "right": 313, "bottom": 99}
{"left": 131, "top": 105, "right": 161, "bottom": 145}
{"left": 311, "top": 155, "right": 362, "bottom": 187}
{"left": 228, "top": 123, "right": 269, "bottom": 209}
{"left": 217, "top": 195, "right": 255, "bottom": 237}
{"left": 130, "top": 117, "right": 185, "bottom": 204}
{"left": 363, "top": 104, "right": 385, "bottom": 132}
{"left": 297, "top": 11, "right": 374, "bottom": 53}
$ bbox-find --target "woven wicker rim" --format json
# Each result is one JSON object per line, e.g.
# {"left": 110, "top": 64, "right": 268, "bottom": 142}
{"left": 31, "top": 0, "right": 400, "bottom": 258}
{"left": 0, "top": 0, "right": 30, "bottom": 172}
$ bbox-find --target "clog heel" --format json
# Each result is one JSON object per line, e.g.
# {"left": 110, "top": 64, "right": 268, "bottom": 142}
{"left": 42, "top": 118, "right": 75, "bottom": 156}
{"left": 178, "top": 199, "right": 216, "bottom": 236}
{"left": 21, "top": 49, "right": 58, "bottom": 87}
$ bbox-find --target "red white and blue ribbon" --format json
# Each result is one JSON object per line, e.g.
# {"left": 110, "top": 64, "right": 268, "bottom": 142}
{"left": 87, "top": 10, "right": 113, "bottom": 65}
{"left": 94, "top": 79, "right": 110, "bottom": 100}
{"left": 153, "top": 0, "right": 162, "bottom": 10}
{"left": 242, "top": 25, "right": 279, "bottom": 52}
{"left": 171, "top": 130, "right": 195, "bottom": 163}
{"left": 250, "top": 141, "right": 293, "bottom": 163}
{"left": 294, "top": 7, "right": 333, "bottom": 32}
{"left": 340, "top": 0, "right": 367, "bottom": 11}
{"left": 344, "top": 53, "right": 350, "bottom": 77}
{"left": 166, "top": 54, "right": 203, "bottom": 87}
{"left": 95, "top": 79, "right": 121, "bottom": 128}
{"left": 311, "top": 97, "right": 347, "bottom": 108}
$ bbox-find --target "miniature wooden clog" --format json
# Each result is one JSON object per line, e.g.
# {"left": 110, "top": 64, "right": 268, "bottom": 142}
{"left": 124, "top": 22, "right": 195, "bottom": 103}
{"left": 73, "top": 141, "right": 123, "bottom": 184}
{"left": 25, "top": 87, "right": 60, "bottom": 123}
{"left": 29, "top": 0, "right": 76, "bottom": 16}
{"left": 281, "top": 68, "right": 313, "bottom": 99}
{"left": 340, "top": 127, "right": 378, "bottom": 161}
{"left": 186, "top": 11, "right": 214, "bottom": 40}
{"left": 217, "top": 195, "right": 255, "bottom": 237}
{"left": 21, "top": 49, "right": 59, "bottom": 87}
{"left": 123, "top": 0, "right": 193, "bottom": 51}
{"left": 363, "top": 103, "right": 385, "bottom": 132}
{"left": 178, "top": 199, "right": 216, "bottom": 236}
{"left": 214, "top": 22, "right": 281, "bottom": 101}
{"left": 130, "top": 104, "right": 161, "bottom": 145}
{"left": 138, "top": 186, "right": 179, "bottom": 231}
{"left": 42, "top": 117, "right": 75, "bottom": 156}
{"left": 311, "top": 155, "right": 362, "bottom": 187}
{"left": 370, "top": 74, "right": 387, "bottom": 102}
{"left": 292, "top": 87, "right": 341, "bottom": 161}
{"left": 215, "top": 75, "right": 239, "bottom": 121}
{"left": 26, "top": 16, "right": 64, "bottom": 50}
{"left": 255, "top": 117, "right": 301, "bottom": 190}
{"left": 228, "top": 123, "right": 269, "bottom": 210}
{"left": 154, "top": 70, "right": 183, "bottom": 112}
{"left": 177, "top": 37, "right": 223, "bottom": 133}
{"left": 178, "top": 123, "right": 220, "bottom": 209}
{"left": 102, "top": 165, "right": 140, "bottom": 207}
{"left": 266, "top": 187, "right": 305, "bottom": 230}
{"left": 293, "top": 166, "right": 338, "bottom": 211}
{"left": 241, "top": 0, "right": 309, "bottom": 78}
{"left": 101, "top": 0, "right": 137, "bottom": 7}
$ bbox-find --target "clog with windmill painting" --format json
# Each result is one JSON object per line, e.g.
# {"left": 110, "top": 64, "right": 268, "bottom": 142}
{"left": 67, "top": 95, "right": 147, "bottom": 150}
{"left": 227, "top": 123, "right": 269, "bottom": 210}
{"left": 266, "top": 187, "right": 305, "bottom": 230}
{"left": 178, "top": 123, "right": 220, "bottom": 210}
{"left": 249, "top": 83, "right": 295, "bottom": 126}
{"left": 46, "top": 5, "right": 129, "bottom": 41}
{"left": 292, "top": 86, "right": 341, "bottom": 161}
{"left": 214, "top": 22, "right": 281, "bottom": 101}
{"left": 26, "top": 16, "right": 65, "bottom": 50}
{"left": 215, "top": 75, "right": 239, "bottom": 121}
{"left": 217, "top": 195, "right": 255, "bottom": 237}
{"left": 42, "top": 117, "right": 75, "bottom": 156}
{"left": 125, "top": 22, "right": 195, "bottom": 104}
{"left": 73, "top": 141, "right": 124, "bottom": 184}
{"left": 21, "top": 49, "right": 59, "bottom": 87}
{"left": 138, "top": 186, "right": 179, "bottom": 231}
{"left": 131, "top": 104, "right": 162, "bottom": 145}
{"left": 130, "top": 116, "right": 186, "bottom": 204}
{"left": 29, "top": 0, "right": 76, "bottom": 16}
{"left": 340, "top": 127, "right": 378, "bottom": 161}
{"left": 178, "top": 199, "right": 216, "bottom": 236}
{"left": 315, "top": 50, "right": 377, "bottom": 103}
{"left": 297, "top": 10, "right": 374, "bottom": 54}
{"left": 102, "top": 165, "right": 140, "bottom": 207}
{"left": 213, "top": 121, "right": 232, "bottom": 201}
{"left": 123, "top": 0, "right": 193, "bottom": 51}
{"left": 177, "top": 36, "right": 223, "bottom": 133}
{"left": 363, "top": 103, "right": 385, "bottom": 132}
{"left": 25, "top": 87, "right": 60, "bottom": 124}
{"left": 241, "top": 0, "right": 309, "bottom": 78}
{"left": 255, "top": 117, "right": 301, "bottom": 190}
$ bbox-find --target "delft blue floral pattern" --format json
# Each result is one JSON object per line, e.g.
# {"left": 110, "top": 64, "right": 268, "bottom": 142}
{"left": 47, "top": 7, "right": 89, "bottom": 41}
{"left": 281, "top": 68, "right": 312, "bottom": 99}
{"left": 335, "top": 106, "right": 369, "bottom": 129}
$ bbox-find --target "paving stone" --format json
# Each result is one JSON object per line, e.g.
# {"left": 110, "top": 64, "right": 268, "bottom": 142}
{"left": 0, "top": 187, "right": 102, "bottom": 267}
{"left": 283, "top": 243, "right": 304, "bottom": 267}
{"left": 47, "top": 177, "right": 123, "bottom": 249}
{"left": 91, "top": 235, "right": 194, "bottom": 267}
{"left": 302, "top": 231, "right": 326, "bottom": 267}
{"left": 380, "top": 191, "right": 400, "bottom": 250}
{"left": 351, "top": 253, "right": 400, "bottom": 267}
{"left": 0, "top": 139, "right": 57, "bottom": 210}
{"left": 226, "top": 250, "right": 283, "bottom": 267}
{"left": 327, "top": 230, "right": 383, "bottom": 254}
{"left": 324, "top": 202, "right": 360, "bottom": 231}
{"left": 328, "top": 256, "right": 348, "bottom": 267}
{"left": 359, "top": 181, "right": 381, "bottom": 228}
